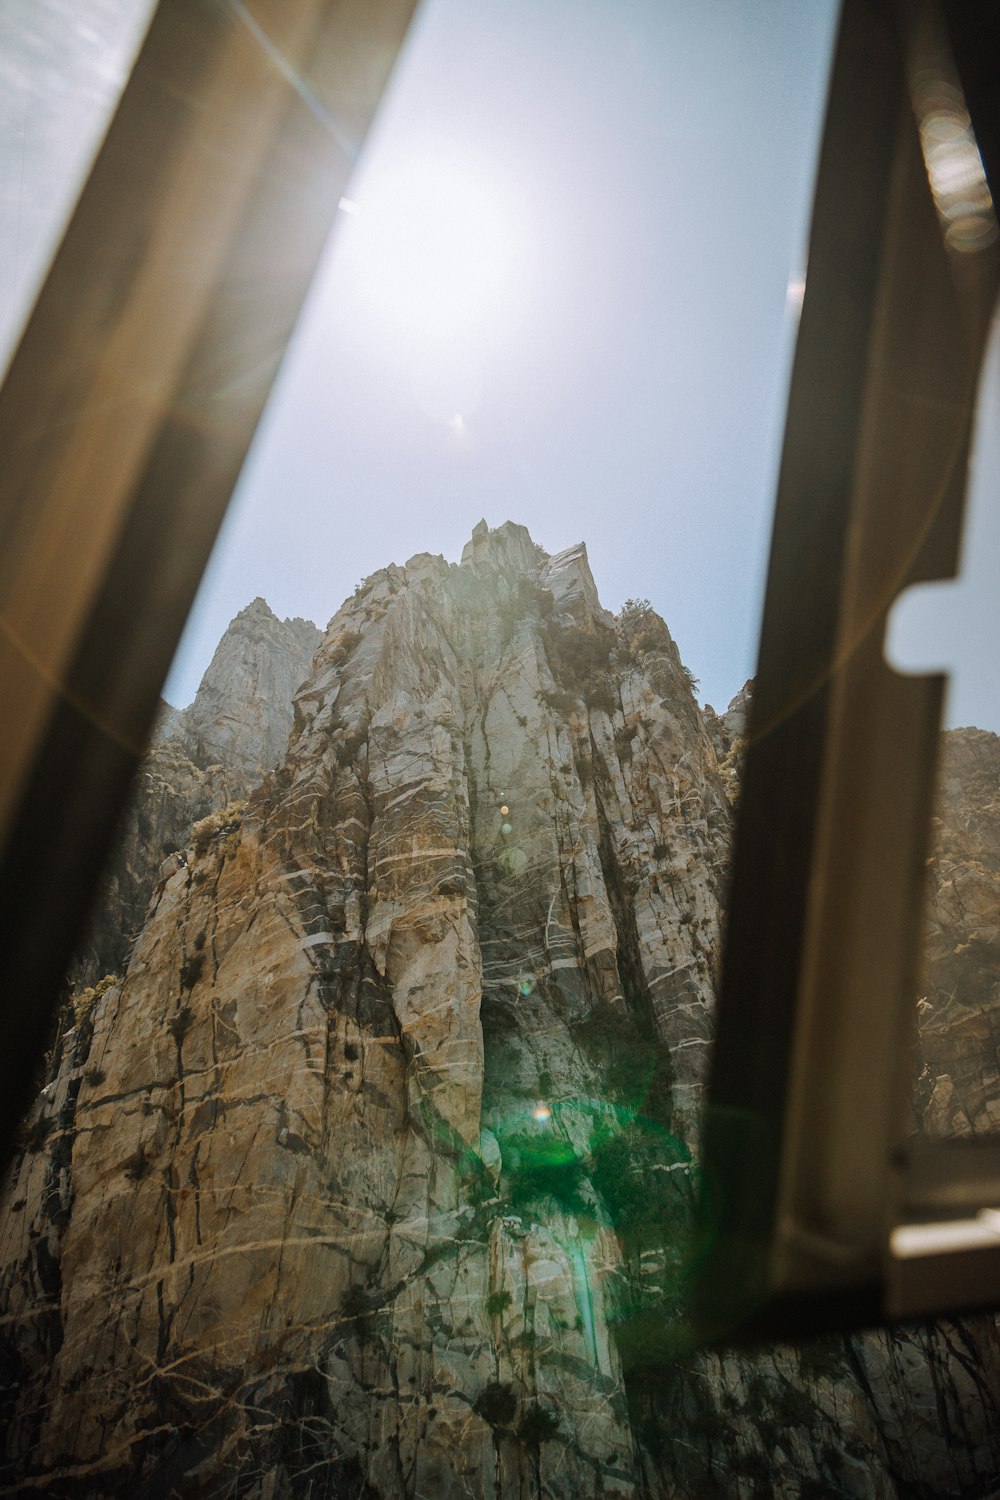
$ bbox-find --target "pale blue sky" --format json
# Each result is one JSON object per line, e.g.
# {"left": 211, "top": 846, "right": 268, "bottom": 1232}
{"left": 165, "top": 0, "right": 841, "bottom": 717}
{"left": 3, "top": 0, "right": 997, "bottom": 731}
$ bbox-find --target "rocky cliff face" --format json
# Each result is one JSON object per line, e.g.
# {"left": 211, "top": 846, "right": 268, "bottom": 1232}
{"left": 918, "top": 728, "right": 1000, "bottom": 1139}
{"left": 2, "top": 522, "right": 999, "bottom": 1498}
{"left": 70, "top": 601, "right": 321, "bottom": 988}
{"left": 175, "top": 599, "right": 323, "bottom": 776}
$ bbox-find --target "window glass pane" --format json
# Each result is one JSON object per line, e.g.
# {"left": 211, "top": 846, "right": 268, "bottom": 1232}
{"left": 164, "top": 0, "right": 840, "bottom": 718}
{"left": 892, "top": 314, "right": 1000, "bottom": 1140}
{"left": 0, "top": 0, "right": 156, "bottom": 372}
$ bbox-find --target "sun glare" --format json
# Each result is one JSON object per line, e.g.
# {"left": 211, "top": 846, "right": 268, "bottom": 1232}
{"left": 333, "top": 142, "right": 533, "bottom": 406}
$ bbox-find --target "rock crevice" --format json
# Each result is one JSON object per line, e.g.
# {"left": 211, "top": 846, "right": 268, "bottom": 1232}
{"left": 2, "top": 522, "right": 999, "bottom": 1498}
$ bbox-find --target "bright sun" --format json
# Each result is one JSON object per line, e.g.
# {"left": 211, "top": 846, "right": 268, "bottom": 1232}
{"left": 334, "top": 142, "right": 533, "bottom": 400}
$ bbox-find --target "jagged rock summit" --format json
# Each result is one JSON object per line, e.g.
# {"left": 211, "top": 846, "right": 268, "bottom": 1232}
{"left": 71, "top": 598, "right": 320, "bottom": 987}
{"left": 169, "top": 596, "right": 322, "bottom": 773}
{"left": 2, "top": 521, "right": 1000, "bottom": 1499}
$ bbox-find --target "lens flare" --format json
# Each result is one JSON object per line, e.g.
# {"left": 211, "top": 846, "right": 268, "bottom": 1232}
{"left": 911, "top": 75, "right": 997, "bottom": 254}
{"left": 335, "top": 142, "right": 534, "bottom": 350}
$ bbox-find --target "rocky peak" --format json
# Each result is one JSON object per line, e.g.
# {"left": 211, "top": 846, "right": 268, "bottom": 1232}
{"left": 239, "top": 594, "right": 273, "bottom": 618}
{"left": 721, "top": 678, "right": 753, "bottom": 739}
{"left": 460, "top": 517, "right": 547, "bottom": 576}
{"left": 355, "top": 522, "right": 605, "bottom": 631}
{"left": 3, "top": 531, "right": 1000, "bottom": 1498}
{"left": 174, "top": 597, "right": 321, "bottom": 774}
{"left": 71, "top": 601, "right": 322, "bottom": 988}
{"left": 541, "top": 540, "right": 610, "bottom": 625}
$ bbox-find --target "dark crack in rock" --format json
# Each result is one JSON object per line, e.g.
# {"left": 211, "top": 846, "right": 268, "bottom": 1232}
{"left": 2, "top": 522, "right": 999, "bottom": 1498}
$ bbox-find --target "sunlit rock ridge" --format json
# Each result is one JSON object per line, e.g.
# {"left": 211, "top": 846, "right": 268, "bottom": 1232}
{"left": 2, "top": 520, "right": 1000, "bottom": 1498}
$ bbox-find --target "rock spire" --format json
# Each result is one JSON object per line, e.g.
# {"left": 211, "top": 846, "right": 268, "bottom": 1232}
{"left": 2, "top": 522, "right": 999, "bottom": 1497}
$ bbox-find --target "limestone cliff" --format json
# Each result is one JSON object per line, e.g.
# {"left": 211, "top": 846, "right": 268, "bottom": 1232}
{"left": 2, "top": 522, "right": 999, "bottom": 1498}
{"left": 70, "top": 601, "right": 320, "bottom": 988}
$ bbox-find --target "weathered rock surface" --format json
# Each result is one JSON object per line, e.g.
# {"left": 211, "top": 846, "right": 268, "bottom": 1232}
{"left": 70, "top": 601, "right": 320, "bottom": 988}
{"left": 2, "top": 523, "right": 999, "bottom": 1498}
{"left": 918, "top": 728, "right": 1000, "bottom": 1138}
{"left": 175, "top": 598, "right": 322, "bottom": 775}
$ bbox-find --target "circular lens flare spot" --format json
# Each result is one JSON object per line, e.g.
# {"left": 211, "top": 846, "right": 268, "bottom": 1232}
{"left": 532, "top": 1103, "right": 552, "bottom": 1124}
{"left": 501, "top": 822, "right": 513, "bottom": 835}
{"left": 517, "top": 976, "right": 534, "bottom": 996}
{"left": 500, "top": 804, "right": 510, "bottom": 815}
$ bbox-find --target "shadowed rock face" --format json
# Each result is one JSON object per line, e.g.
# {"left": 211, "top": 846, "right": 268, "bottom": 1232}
{"left": 70, "top": 601, "right": 321, "bottom": 989}
{"left": 2, "top": 522, "right": 1000, "bottom": 1498}
{"left": 918, "top": 729, "right": 1000, "bottom": 1137}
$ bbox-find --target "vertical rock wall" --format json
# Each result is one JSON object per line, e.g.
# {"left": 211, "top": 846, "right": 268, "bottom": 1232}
{"left": 919, "top": 729, "right": 1000, "bottom": 1137}
{"left": 70, "top": 601, "right": 321, "bottom": 989}
{"left": 2, "top": 522, "right": 999, "bottom": 1498}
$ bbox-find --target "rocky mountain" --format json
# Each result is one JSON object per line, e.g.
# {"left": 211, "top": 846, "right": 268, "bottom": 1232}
{"left": 918, "top": 728, "right": 1000, "bottom": 1138}
{"left": 173, "top": 599, "right": 323, "bottom": 776}
{"left": 70, "top": 600, "right": 321, "bottom": 988}
{"left": 2, "top": 521, "right": 999, "bottom": 1498}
